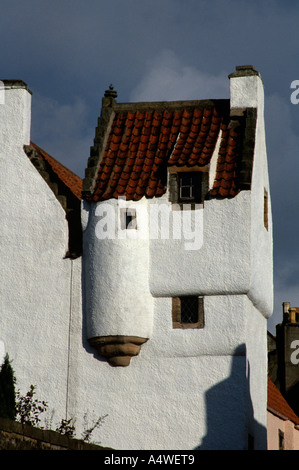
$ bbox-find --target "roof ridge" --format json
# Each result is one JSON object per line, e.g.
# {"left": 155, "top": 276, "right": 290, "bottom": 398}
{"left": 112, "top": 98, "right": 230, "bottom": 113}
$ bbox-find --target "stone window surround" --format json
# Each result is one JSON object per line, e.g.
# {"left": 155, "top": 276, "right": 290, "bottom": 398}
{"left": 168, "top": 165, "right": 209, "bottom": 207}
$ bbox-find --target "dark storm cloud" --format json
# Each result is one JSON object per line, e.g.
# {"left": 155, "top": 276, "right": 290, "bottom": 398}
{"left": 0, "top": 0, "right": 299, "bottom": 332}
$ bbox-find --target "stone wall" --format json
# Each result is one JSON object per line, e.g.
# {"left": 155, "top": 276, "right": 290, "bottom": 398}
{"left": 0, "top": 417, "right": 107, "bottom": 450}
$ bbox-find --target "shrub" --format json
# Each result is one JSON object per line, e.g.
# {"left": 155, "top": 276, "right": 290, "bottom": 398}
{"left": 55, "top": 417, "right": 76, "bottom": 438}
{"left": 15, "top": 384, "right": 48, "bottom": 427}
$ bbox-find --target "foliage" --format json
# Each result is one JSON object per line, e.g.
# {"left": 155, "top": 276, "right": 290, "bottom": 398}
{"left": 55, "top": 417, "right": 76, "bottom": 438}
{"left": 15, "top": 384, "right": 48, "bottom": 427}
{"left": 8, "top": 379, "right": 106, "bottom": 445}
{"left": 0, "top": 357, "right": 108, "bottom": 447}
{"left": 0, "top": 354, "right": 16, "bottom": 420}
{"left": 81, "top": 412, "right": 108, "bottom": 443}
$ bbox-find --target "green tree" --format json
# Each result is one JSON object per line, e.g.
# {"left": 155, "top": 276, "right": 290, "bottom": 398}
{"left": 0, "top": 354, "right": 16, "bottom": 420}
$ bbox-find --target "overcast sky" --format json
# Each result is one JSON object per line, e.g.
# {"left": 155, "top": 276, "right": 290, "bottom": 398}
{"left": 1, "top": 0, "right": 299, "bottom": 333}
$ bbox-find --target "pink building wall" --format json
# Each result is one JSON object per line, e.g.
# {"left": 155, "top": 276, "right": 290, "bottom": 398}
{"left": 267, "top": 377, "right": 299, "bottom": 450}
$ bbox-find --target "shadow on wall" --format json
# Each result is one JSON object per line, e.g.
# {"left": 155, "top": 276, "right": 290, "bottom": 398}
{"left": 198, "top": 345, "right": 267, "bottom": 450}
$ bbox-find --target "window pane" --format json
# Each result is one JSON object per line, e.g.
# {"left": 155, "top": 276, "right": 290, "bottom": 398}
{"left": 178, "top": 172, "right": 202, "bottom": 202}
{"left": 180, "top": 297, "right": 199, "bottom": 323}
{"left": 172, "top": 296, "right": 204, "bottom": 329}
{"left": 181, "top": 186, "right": 192, "bottom": 199}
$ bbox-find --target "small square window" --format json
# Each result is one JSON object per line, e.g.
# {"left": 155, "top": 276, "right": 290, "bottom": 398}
{"left": 172, "top": 296, "right": 204, "bottom": 329}
{"left": 120, "top": 208, "right": 137, "bottom": 230}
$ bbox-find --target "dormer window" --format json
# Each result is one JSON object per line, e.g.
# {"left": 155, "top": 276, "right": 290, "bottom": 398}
{"left": 168, "top": 167, "right": 208, "bottom": 206}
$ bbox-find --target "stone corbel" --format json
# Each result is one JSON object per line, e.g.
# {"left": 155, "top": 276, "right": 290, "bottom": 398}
{"left": 89, "top": 335, "right": 148, "bottom": 367}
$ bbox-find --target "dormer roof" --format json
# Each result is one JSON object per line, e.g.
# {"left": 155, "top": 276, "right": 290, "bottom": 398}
{"left": 83, "top": 92, "right": 256, "bottom": 202}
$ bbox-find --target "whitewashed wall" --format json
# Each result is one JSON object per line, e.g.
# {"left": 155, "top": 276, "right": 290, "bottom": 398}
{"left": 82, "top": 197, "right": 154, "bottom": 340}
{"left": 66, "top": 293, "right": 259, "bottom": 450}
{"left": 0, "top": 82, "right": 73, "bottom": 426}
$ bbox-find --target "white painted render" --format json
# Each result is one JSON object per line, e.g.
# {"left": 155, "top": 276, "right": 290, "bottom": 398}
{"left": 229, "top": 71, "right": 273, "bottom": 318}
{"left": 149, "top": 190, "right": 251, "bottom": 296}
{"left": 230, "top": 73, "right": 263, "bottom": 110}
{"left": 83, "top": 197, "right": 154, "bottom": 340}
{"left": 0, "top": 82, "right": 72, "bottom": 424}
{"left": 66, "top": 292, "right": 264, "bottom": 450}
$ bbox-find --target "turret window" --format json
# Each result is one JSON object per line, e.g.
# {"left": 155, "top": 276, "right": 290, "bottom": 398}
{"left": 120, "top": 208, "right": 137, "bottom": 230}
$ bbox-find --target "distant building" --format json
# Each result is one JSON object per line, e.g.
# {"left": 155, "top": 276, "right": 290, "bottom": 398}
{"left": 267, "top": 376, "right": 299, "bottom": 450}
{"left": 268, "top": 302, "right": 299, "bottom": 416}
{"left": 0, "top": 66, "right": 273, "bottom": 450}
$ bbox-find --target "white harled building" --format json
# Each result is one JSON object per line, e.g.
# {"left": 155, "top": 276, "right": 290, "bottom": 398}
{"left": 0, "top": 66, "right": 273, "bottom": 450}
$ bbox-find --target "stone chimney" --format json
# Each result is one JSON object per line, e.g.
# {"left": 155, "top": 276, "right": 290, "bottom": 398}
{"left": 0, "top": 80, "right": 32, "bottom": 151}
{"left": 228, "top": 65, "right": 264, "bottom": 114}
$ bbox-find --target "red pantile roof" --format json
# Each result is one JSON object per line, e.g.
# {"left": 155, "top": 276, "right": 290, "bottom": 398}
{"left": 30, "top": 142, "right": 83, "bottom": 200}
{"left": 268, "top": 377, "right": 299, "bottom": 425}
{"left": 84, "top": 98, "right": 249, "bottom": 202}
